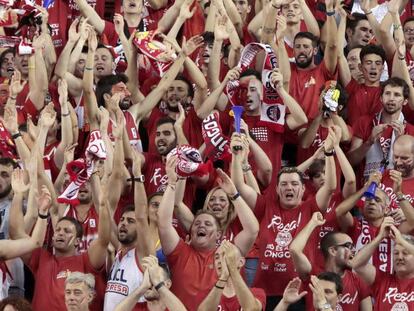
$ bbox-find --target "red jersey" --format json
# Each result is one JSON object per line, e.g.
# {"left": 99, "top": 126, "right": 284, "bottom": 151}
{"left": 349, "top": 218, "right": 393, "bottom": 274}
{"left": 67, "top": 0, "right": 105, "bottom": 22}
{"left": 289, "top": 62, "right": 337, "bottom": 121}
{"left": 28, "top": 249, "right": 105, "bottom": 311}
{"left": 253, "top": 192, "right": 320, "bottom": 296}
{"left": 107, "top": 111, "right": 142, "bottom": 151}
{"left": 372, "top": 271, "right": 414, "bottom": 311}
{"left": 195, "top": 287, "right": 267, "bottom": 311}
{"left": 380, "top": 170, "right": 414, "bottom": 209}
{"left": 167, "top": 240, "right": 217, "bottom": 311}
{"left": 63, "top": 205, "right": 99, "bottom": 253}
{"left": 43, "top": 141, "right": 60, "bottom": 181}
{"left": 305, "top": 269, "right": 371, "bottom": 311}
{"left": 346, "top": 79, "right": 382, "bottom": 126}
{"left": 145, "top": 106, "right": 204, "bottom": 154}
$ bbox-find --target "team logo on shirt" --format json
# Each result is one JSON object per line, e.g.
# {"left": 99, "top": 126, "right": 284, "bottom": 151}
{"left": 265, "top": 105, "right": 282, "bottom": 122}
{"left": 304, "top": 76, "right": 316, "bottom": 88}
{"left": 391, "top": 302, "right": 409, "bottom": 311}
{"left": 89, "top": 219, "right": 96, "bottom": 228}
{"left": 275, "top": 231, "right": 292, "bottom": 248}
{"left": 56, "top": 269, "right": 71, "bottom": 279}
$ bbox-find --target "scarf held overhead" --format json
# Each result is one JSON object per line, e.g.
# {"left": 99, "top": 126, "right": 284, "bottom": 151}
{"left": 226, "top": 42, "right": 285, "bottom": 133}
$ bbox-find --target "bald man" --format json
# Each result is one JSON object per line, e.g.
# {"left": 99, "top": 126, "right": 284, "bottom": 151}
{"left": 380, "top": 135, "right": 414, "bottom": 208}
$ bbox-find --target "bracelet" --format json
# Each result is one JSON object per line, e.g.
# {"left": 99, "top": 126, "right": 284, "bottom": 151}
{"left": 85, "top": 67, "right": 93, "bottom": 71}
{"left": 8, "top": 96, "right": 16, "bottom": 101}
{"left": 242, "top": 164, "right": 252, "bottom": 173}
{"left": 365, "top": 11, "right": 373, "bottom": 15}
{"left": 11, "top": 132, "right": 21, "bottom": 140}
{"left": 154, "top": 281, "right": 165, "bottom": 291}
{"left": 61, "top": 112, "right": 70, "bottom": 117}
{"left": 272, "top": 4, "right": 280, "bottom": 9}
{"left": 215, "top": 284, "right": 225, "bottom": 290}
{"left": 326, "top": 10, "right": 335, "bottom": 16}
{"left": 393, "top": 24, "right": 402, "bottom": 30}
{"left": 38, "top": 212, "right": 49, "bottom": 219}
{"left": 399, "top": 56, "right": 406, "bottom": 60}
{"left": 324, "top": 150, "right": 335, "bottom": 157}
{"left": 229, "top": 192, "right": 240, "bottom": 201}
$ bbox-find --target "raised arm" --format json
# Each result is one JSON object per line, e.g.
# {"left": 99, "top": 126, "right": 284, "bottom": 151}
{"left": 323, "top": 0, "right": 338, "bottom": 74}
{"left": 158, "top": 157, "right": 180, "bottom": 255}
{"left": 88, "top": 178, "right": 111, "bottom": 269}
{"left": 0, "top": 184, "right": 51, "bottom": 260}
{"left": 225, "top": 242, "right": 262, "bottom": 311}
{"left": 274, "top": 278, "right": 308, "bottom": 311}
{"left": 230, "top": 134, "right": 259, "bottom": 209}
{"left": 271, "top": 69, "right": 308, "bottom": 130}
{"left": 299, "top": 0, "right": 320, "bottom": 38}
{"left": 315, "top": 129, "right": 336, "bottom": 212}
{"left": 389, "top": 170, "right": 414, "bottom": 233}
{"left": 217, "top": 169, "right": 259, "bottom": 255}
{"left": 337, "top": 4, "right": 352, "bottom": 87}
{"left": 289, "top": 212, "right": 325, "bottom": 278}
{"left": 74, "top": 0, "right": 105, "bottom": 33}
{"left": 352, "top": 217, "right": 394, "bottom": 285}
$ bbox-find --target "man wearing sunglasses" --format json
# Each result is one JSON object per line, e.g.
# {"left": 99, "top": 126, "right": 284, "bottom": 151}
{"left": 289, "top": 212, "right": 372, "bottom": 311}
{"left": 336, "top": 172, "right": 414, "bottom": 275}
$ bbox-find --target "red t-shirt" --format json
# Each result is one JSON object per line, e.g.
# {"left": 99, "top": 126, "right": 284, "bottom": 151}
{"left": 63, "top": 205, "right": 99, "bottom": 253}
{"left": 253, "top": 192, "right": 320, "bottom": 296}
{"left": 107, "top": 110, "right": 142, "bottom": 151}
{"left": 195, "top": 287, "right": 267, "bottom": 311}
{"left": 167, "top": 240, "right": 217, "bottom": 311}
{"left": 372, "top": 271, "right": 414, "bottom": 311}
{"left": 289, "top": 61, "right": 337, "bottom": 122}
{"left": 28, "top": 249, "right": 105, "bottom": 311}
{"left": 346, "top": 79, "right": 382, "bottom": 126}
{"left": 348, "top": 217, "right": 393, "bottom": 274}
{"left": 305, "top": 268, "right": 371, "bottom": 311}
{"left": 380, "top": 170, "right": 414, "bottom": 209}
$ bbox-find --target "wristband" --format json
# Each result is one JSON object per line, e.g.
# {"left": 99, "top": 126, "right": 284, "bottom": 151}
{"left": 154, "top": 281, "right": 165, "bottom": 291}
{"left": 215, "top": 284, "right": 225, "bottom": 290}
{"left": 38, "top": 212, "right": 49, "bottom": 219}
{"left": 8, "top": 96, "right": 16, "bottom": 101}
{"left": 11, "top": 132, "right": 21, "bottom": 140}
{"left": 324, "top": 150, "right": 335, "bottom": 157}
{"left": 393, "top": 24, "right": 402, "bottom": 30}
{"left": 61, "top": 112, "right": 70, "bottom": 117}
{"left": 398, "top": 56, "right": 406, "bottom": 60}
{"left": 365, "top": 11, "right": 373, "bottom": 15}
{"left": 242, "top": 164, "right": 252, "bottom": 173}
{"left": 229, "top": 192, "right": 240, "bottom": 201}
{"left": 326, "top": 10, "right": 335, "bottom": 16}
{"left": 85, "top": 67, "right": 93, "bottom": 71}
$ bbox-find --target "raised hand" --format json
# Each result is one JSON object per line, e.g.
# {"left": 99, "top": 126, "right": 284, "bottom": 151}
{"left": 39, "top": 103, "right": 56, "bottom": 128}
{"left": 282, "top": 277, "right": 308, "bottom": 305}
{"left": 216, "top": 168, "right": 237, "bottom": 196}
{"left": 37, "top": 185, "right": 52, "bottom": 215}
{"left": 369, "top": 124, "right": 388, "bottom": 144}
{"left": 310, "top": 275, "right": 330, "bottom": 309}
{"left": 88, "top": 28, "right": 98, "bottom": 52}
{"left": 389, "top": 169, "right": 403, "bottom": 193}
{"left": 182, "top": 35, "right": 204, "bottom": 56}
{"left": 214, "top": 15, "right": 230, "bottom": 42}
{"left": 311, "top": 211, "right": 326, "bottom": 226}
{"left": 378, "top": 216, "right": 395, "bottom": 238}
{"left": 9, "top": 70, "right": 27, "bottom": 98}
{"left": 175, "top": 103, "right": 186, "bottom": 129}
{"left": 179, "top": 0, "right": 196, "bottom": 20}
{"left": 270, "top": 68, "right": 284, "bottom": 90}
{"left": 68, "top": 18, "right": 80, "bottom": 43}
{"left": 2, "top": 105, "right": 18, "bottom": 134}
{"left": 224, "top": 67, "right": 241, "bottom": 82}
{"left": 113, "top": 13, "right": 125, "bottom": 36}
{"left": 11, "top": 168, "right": 29, "bottom": 194}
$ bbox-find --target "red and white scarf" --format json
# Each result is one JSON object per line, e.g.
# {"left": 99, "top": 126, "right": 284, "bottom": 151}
{"left": 355, "top": 219, "right": 393, "bottom": 274}
{"left": 363, "top": 111, "right": 403, "bottom": 179}
{"left": 57, "top": 130, "right": 106, "bottom": 205}
{"left": 226, "top": 43, "right": 285, "bottom": 132}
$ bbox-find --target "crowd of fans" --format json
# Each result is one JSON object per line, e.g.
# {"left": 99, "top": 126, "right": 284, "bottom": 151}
{"left": 0, "top": 0, "right": 414, "bottom": 309}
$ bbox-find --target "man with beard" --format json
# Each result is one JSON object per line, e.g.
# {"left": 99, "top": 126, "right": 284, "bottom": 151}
{"left": 279, "top": 0, "right": 338, "bottom": 121}
{"left": 84, "top": 29, "right": 196, "bottom": 150}
{"left": 289, "top": 212, "right": 372, "bottom": 311}
{"left": 348, "top": 77, "right": 414, "bottom": 183}
{"left": 379, "top": 135, "right": 414, "bottom": 209}
{"left": 352, "top": 224, "right": 414, "bottom": 310}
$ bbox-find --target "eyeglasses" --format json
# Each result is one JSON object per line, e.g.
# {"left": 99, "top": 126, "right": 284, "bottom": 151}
{"left": 335, "top": 242, "right": 355, "bottom": 251}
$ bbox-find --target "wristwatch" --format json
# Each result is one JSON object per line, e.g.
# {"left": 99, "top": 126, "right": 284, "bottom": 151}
{"left": 134, "top": 175, "right": 145, "bottom": 183}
